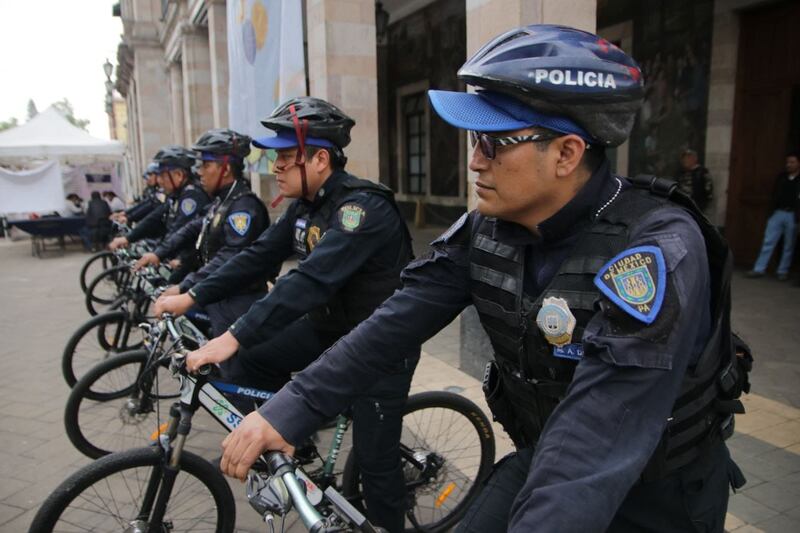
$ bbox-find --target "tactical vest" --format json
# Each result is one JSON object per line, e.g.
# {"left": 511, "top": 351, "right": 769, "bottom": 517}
{"left": 293, "top": 174, "right": 413, "bottom": 335}
{"left": 197, "top": 180, "right": 258, "bottom": 264}
{"left": 474, "top": 175, "right": 746, "bottom": 478}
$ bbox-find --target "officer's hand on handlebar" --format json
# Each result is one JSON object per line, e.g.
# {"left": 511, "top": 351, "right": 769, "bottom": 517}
{"left": 186, "top": 331, "right": 240, "bottom": 372}
{"left": 134, "top": 252, "right": 161, "bottom": 271}
{"left": 109, "top": 236, "right": 129, "bottom": 251}
{"left": 153, "top": 292, "right": 195, "bottom": 317}
{"left": 161, "top": 285, "right": 181, "bottom": 297}
{"left": 221, "top": 411, "right": 295, "bottom": 481}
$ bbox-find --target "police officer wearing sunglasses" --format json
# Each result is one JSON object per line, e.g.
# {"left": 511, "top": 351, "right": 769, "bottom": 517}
{"left": 215, "top": 25, "right": 747, "bottom": 532}
{"left": 154, "top": 97, "right": 417, "bottom": 533}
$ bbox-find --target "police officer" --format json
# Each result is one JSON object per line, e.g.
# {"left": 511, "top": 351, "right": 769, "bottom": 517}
{"left": 137, "top": 129, "right": 272, "bottom": 336}
{"left": 215, "top": 26, "right": 747, "bottom": 532}
{"left": 120, "top": 162, "right": 164, "bottom": 225}
{"left": 154, "top": 97, "right": 417, "bottom": 532}
{"left": 109, "top": 146, "right": 210, "bottom": 281}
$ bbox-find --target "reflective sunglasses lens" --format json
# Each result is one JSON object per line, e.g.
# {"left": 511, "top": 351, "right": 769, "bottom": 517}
{"left": 479, "top": 133, "right": 495, "bottom": 160}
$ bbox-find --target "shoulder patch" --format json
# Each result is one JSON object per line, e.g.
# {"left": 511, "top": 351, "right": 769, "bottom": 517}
{"left": 339, "top": 204, "right": 366, "bottom": 232}
{"left": 180, "top": 198, "right": 197, "bottom": 216}
{"left": 227, "top": 211, "right": 252, "bottom": 236}
{"left": 594, "top": 245, "right": 666, "bottom": 324}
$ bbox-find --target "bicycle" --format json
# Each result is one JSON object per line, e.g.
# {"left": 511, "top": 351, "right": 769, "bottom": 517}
{"left": 77, "top": 221, "right": 129, "bottom": 294}
{"left": 62, "top": 263, "right": 174, "bottom": 387}
{"left": 58, "top": 315, "right": 495, "bottom": 531}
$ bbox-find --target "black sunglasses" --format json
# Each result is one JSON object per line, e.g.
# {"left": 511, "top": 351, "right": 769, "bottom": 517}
{"left": 469, "top": 131, "right": 562, "bottom": 160}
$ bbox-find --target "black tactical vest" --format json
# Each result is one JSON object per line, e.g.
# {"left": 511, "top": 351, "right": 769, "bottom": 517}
{"left": 197, "top": 180, "right": 258, "bottom": 264}
{"left": 164, "top": 181, "right": 201, "bottom": 231}
{"left": 474, "top": 175, "right": 742, "bottom": 477}
{"left": 294, "top": 174, "right": 413, "bottom": 335}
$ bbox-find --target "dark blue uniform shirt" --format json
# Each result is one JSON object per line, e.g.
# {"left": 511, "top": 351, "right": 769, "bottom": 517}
{"left": 258, "top": 164, "right": 712, "bottom": 531}
{"left": 188, "top": 170, "right": 410, "bottom": 349}
{"left": 126, "top": 182, "right": 209, "bottom": 243}
{"left": 149, "top": 181, "right": 269, "bottom": 292}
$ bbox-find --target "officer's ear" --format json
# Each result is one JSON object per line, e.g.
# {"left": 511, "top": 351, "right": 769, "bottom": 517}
{"left": 313, "top": 148, "right": 332, "bottom": 172}
{"left": 553, "top": 134, "right": 588, "bottom": 179}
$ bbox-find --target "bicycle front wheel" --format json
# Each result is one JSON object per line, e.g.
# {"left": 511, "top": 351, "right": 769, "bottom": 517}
{"left": 85, "top": 264, "right": 132, "bottom": 316}
{"left": 29, "top": 447, "right": 235, "bottom": 533}
{"left": 61, "top": 310, "right": 145, "bottom": 387}
{"left": 342, "top": 390, "right": 495, "bottom": 532}
{"left": 65, "top": 350, "right": 180, "bottom": 459}
{"left": 79, "top": 250, "right": 117, "bottom": 294}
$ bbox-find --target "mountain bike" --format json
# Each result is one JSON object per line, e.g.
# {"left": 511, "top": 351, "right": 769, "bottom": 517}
{"left": 58, "top": 315, "right": 495, "bottom": 531}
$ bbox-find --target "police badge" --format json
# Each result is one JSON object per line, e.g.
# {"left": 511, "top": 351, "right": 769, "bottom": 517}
{"left": 536, "top": 297, "right": 576, "bottom": 347}
{"left": 594, "top": 245, "right": 666, "bottom": 324}
{"left": 180, "top": 198, "right": 197, "bottom": 216}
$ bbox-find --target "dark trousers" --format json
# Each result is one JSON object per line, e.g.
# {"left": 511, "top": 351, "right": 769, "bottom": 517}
{"left": 223, "top": 316, "right": 418, "bottom": 533}
{"left": 457, "top": 441, "right": 739, "bottom": 532}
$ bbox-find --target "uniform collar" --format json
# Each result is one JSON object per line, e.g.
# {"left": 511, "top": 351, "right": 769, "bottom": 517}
{"left": 303, "top": 170, "right": 347, "bottom": 209}
{"left": 493, "top": 159, "right": 615, "bottom": 245}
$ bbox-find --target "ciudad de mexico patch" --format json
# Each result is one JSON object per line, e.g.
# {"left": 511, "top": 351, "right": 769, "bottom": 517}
{"left": 593, "top": 245, "right": 666, "bottom": 324}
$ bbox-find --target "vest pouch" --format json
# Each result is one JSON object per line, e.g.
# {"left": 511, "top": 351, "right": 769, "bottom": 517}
{"left": 482, "top": 361, "right": 526, "bottom": 448}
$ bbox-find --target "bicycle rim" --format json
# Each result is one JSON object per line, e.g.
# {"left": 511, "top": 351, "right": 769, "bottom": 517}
{"left": 29, "top": 447, "right": 235, "bottom": 532}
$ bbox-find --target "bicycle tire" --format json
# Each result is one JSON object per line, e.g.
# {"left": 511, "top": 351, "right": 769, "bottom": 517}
{"left": 79, "top": 250, "right": 117, "bottom": 294}
{"left": 85, "top": 264, "right": 131, "bottom": 316}
{"left": 29, "top": 446, "right": 235, "bottom": 533}
{"left": 61, "top": 310, "right": 144, "bottom": 387}
{"left": 65, "top": 350, "right": 180, "bottom": 459}
{"left": 341, "top": 390, "right": 495, "bottom": 533}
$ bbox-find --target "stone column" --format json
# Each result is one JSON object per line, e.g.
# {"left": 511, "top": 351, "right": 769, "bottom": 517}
{"left": 704, "top": 1, "right": 746, "bottom": 228}
{"left": 132, "top": 44, "right": 173, "bottom": 167}
{"left": 181, "top": 24, "right": 215, "bottom": 144}
{"left": 168, "top": 62, "right": 185, "bottom": 145}
{"left": 207, "top": 0, "right": 229, "bottom": 128}
{"left": 459, "top": 0, "right": 598, "bottom": 379}
{"left": 305, "top": 0, "right": 379, "bottom": 181}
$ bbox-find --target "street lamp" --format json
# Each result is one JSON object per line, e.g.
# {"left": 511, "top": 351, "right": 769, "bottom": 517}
{"left": 375, "top": 2, "right": 390, "bottom": 45}
{"left": 103, "top": 59, "right": 117, "bottom": 136}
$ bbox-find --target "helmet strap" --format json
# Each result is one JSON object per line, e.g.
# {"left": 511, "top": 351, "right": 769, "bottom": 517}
{"left": 290, "top": 104, "right": 310, "bottom": 198}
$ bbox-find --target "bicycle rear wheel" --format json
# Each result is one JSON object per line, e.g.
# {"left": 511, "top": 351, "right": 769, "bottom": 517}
{"left": 342, "top": 390, "right": 495, "bottom": 532}
{"left": 29, "top": 447, "right": 235, "bottom": 533}
{"left": 79, "top": 250, "right": 117, "bottom": 294}
{"left": 65, "top": 350, "right": 180, "bottom": 459}
{"left": 61, "top": 310, "right": 145, "bottom": 387}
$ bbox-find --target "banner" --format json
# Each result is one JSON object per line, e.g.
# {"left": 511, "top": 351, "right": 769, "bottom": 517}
{"left": 0, "top": 160, "right": 64, "bottom": 214}
{"left": 227, "top": 0, "right": 307, "bottom": 138}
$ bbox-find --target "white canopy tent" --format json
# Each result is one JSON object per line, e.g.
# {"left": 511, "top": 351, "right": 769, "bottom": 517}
{"left": 0, "top": 108, "right": 126, "bottom": 214}
{"left": 0, "top": 107, "right": 124, "bottom": 163}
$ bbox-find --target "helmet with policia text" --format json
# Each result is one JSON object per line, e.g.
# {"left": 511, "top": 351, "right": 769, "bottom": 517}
{"left": 192, "top": 129, "right": 252, "bottom": 161}
{"left": 428, "top": 24, "right": 644, "bottom": 147}
{"left": 153, "top": 145, "right": 197, "bottom": 172}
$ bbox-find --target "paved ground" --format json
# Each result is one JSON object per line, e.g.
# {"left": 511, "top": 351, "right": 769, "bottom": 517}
{"left": 0, "top": 225, "right": 798, "bottom": 532}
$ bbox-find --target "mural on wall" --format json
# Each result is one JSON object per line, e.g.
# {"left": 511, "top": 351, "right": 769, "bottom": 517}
{"left": 600, "top": 0, "right": 714, "bottom": 178}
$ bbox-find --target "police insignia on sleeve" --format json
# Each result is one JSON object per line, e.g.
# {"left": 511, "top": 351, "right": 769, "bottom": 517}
{"left": 180, "top": 198, "right": 197, "bottom": 216}
{"left": 307, "top": 225, "right": 322, "bottom": 250}
{"left": 339, "top": 204, "right": 365, "bottom": 232}
{"left": 536, "top": 297, "right": 576, "bottom": 347}
{"left": 594, "top": 245, "right": 666, "bottom": 324}
{"left": 227, "top": 211, "right": 251, "bottom": 236}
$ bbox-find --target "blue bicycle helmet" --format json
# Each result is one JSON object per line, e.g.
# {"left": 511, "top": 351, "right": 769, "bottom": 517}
{"left": 431, "top": 25, "right": 644, "bottom": 147}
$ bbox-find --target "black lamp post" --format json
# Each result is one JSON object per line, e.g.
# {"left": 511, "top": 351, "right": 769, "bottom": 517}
{"left": 376, "top": 2, "right": 390, "bottom": 45}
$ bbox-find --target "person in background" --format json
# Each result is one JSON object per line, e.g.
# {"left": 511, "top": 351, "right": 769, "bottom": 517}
{"left": 62, "top": 193, "right": 84, "bottom": 216}
{"left": 747, "top": 151, "right": 800, "bottom": 281}
{"left": 103, "top": 191, "right": 126, "bottom": 213}
{"left": 677, "top": 148, "right": 713, "bottom": 213}
{"left": 85, "top": 191, "right": 112, "bottom": 251}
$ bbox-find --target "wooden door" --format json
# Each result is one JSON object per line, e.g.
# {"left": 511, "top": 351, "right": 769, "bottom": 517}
{"left": 726, "top": 0, "right": 800, "bottom": 264}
